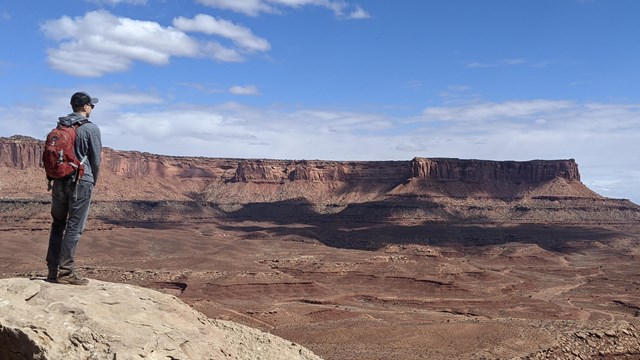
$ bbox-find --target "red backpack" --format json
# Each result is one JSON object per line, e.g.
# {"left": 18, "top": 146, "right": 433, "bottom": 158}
{"left": 43, "top": 120, "right": 89, "bottom": 184}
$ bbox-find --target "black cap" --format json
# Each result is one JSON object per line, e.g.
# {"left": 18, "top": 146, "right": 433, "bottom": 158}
{"left": 70, "top": 91, "right": 99, "bottom": 107}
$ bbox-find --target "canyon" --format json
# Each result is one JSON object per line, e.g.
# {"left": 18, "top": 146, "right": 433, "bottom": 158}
{"left": 1, "top": 134, "right": 639, "bottom": 359}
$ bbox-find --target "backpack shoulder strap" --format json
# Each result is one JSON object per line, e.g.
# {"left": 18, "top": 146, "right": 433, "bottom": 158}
{"left": 73, "top": 119, "right": 90, "bottom": 128}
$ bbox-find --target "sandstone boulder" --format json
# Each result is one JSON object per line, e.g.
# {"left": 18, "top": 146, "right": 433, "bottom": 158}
{"left": 0, "top": 278, "right": 323, "bottom": 360}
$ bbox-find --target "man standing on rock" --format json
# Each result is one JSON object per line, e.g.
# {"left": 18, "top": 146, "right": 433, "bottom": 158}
{"left": 46, "top": 91, "right": 102, "bottom": 285}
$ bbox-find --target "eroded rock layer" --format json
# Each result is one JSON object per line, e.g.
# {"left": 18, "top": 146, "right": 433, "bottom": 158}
{"left": 1, "top": 135, "right": 638, "bottom": 223}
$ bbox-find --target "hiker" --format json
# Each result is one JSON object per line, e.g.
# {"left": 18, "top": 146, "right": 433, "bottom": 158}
{"left": 45, "top": 91, "right": 102, "bottom": 285}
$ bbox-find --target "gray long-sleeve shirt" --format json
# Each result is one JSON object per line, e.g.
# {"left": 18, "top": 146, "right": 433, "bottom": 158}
{"left": 57, "top": 113, "right": 102, "bottom": 185}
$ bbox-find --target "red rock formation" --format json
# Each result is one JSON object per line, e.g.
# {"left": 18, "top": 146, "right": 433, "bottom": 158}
{"left": 231, "top": 160, "right": 409, "bottom": 183}
{"left": 0, "top": 135, "right": 638, "bottom": 223}
{"left": 0, "top": 135, "right": 612, "bottom": 203}
{"left": 0, "top": 135, "right": 43, "bottom": 169}
{"left": 101, "top": 150, "right": 227, "bottom": 179}
{"left": 0, "top": 136, "right": 582, "bottom": 186}
{"left": 410, "top": 157, "right": 580, "bottom": 182}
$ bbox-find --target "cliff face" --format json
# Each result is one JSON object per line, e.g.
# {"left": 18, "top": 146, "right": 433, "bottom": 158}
{"left": 229, "top": 158, "right": 581, "bottom": 184}
{"left": 231, "top": 159, "right": 410, "bottom": 183}
{"left": 410, "top": 157, "right": 580, "bottom": 182}
{"left": 102, "top": 150, "right": 233, "bottom": 179}
{"left": 0, "top": 135, "right": 638, "bottom": 223}
{"left": 0, "top": 135, "right": 606, "bottom": 202}
{"left": 0, "top": 135, "right": 578, "bottom": 186}
{"left": 0, "top": 136, "right": 43, "bottom": 169}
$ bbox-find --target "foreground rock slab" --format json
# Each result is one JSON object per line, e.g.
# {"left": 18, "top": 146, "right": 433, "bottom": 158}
{"left": 0, "top": 278, "right": 322, "bottom": 360}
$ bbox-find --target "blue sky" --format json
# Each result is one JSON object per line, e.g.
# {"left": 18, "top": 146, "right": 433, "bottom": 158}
{"left": 0, "top": 0, "right": 639, "bottom": 204}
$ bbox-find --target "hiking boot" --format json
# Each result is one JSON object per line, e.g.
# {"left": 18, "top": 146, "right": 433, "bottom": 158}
{"left": 57, "top": 273, "right": 89, "bottom": 286}
{"left": 47, "top": 269, "right": 58, "bottom": 282}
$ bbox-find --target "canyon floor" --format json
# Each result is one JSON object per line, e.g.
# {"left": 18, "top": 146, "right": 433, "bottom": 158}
{"left": 1, "top": 201, "right": 639, "bottom": 359}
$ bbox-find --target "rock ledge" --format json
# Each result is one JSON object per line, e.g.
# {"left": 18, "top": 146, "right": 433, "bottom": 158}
{"left": 0, "top": 277, "right": 322, "bottom": 360}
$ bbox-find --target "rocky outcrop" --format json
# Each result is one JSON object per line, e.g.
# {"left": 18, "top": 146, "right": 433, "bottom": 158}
{"left": 525, "top": 321, "right": 640, "bottom": 359}
{"left": 101, "top": 150, "right": 236, "bottom": 179}
{"left": 0, "top": 277, "right": 322, "bottom": 360}
{"left": 231, "top": 160, "right": 410, "bottom": 184}
{"left": 410, "top": 157, "right": 580, "bottom": 182}
{"left": 0, "top": 136, "right": 43, "bottom": 169}
{"left": 229, "top": 158, "right": 581, "bottom": 185}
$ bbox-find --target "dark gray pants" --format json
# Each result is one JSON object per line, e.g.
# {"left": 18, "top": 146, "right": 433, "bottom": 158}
{"left": 46, "top": 178, "right": 94, "bottom": 277}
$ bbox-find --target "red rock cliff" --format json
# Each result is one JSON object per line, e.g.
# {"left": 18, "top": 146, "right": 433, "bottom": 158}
{"left": 231, "top": 159, "right": 410, "bottom": 183}
{"left": 0, "top": 136, "right": 582, "bottom": 185}
{"left": 0, "top": 135, "right": 595, "bottom": 203}
{"left": 0, "top": 136, "right": 43, "bottom": 169}
{"left": 410, "top": 157, "right": 580, "bottom": 183}
{"left": 2, "top": 136, "right": 637, "bottom": 224}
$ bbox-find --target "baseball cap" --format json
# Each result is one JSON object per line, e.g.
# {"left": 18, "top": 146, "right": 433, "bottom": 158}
{"left": 70, "top": 91, "right": 99, "bottom": 107}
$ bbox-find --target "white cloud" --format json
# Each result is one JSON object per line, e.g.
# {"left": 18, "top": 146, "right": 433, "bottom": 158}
{"left": 203, "top": 41, "right": 245, "bottom": 62}
{"left": 106, "top": 109, "right": 390, "bottom": 161}
{"left": 173, "top": 14, "right": 270, "bottom": 52}
{"left": 229, "top": 85, "right": 261, "bottom": 95}
{"left": 196, "top": 0, "right": 274, "bottom": 16}
{"left": 196, "top": 0, "right": 369, "bottom": 19}
{"left": 100, "top": 91, "right": 163, "bottom": 107}
{"left": 41, "top": 10, "right": 200, "bottom": 76}
{"left": 348, "top": 6, "right": 370, "bottom": 19}
{"left": 420, "top": 100, "right": 575, "bottom": 122}
{"left": 41, "top": 10, "right": 269, "bottom": 77}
